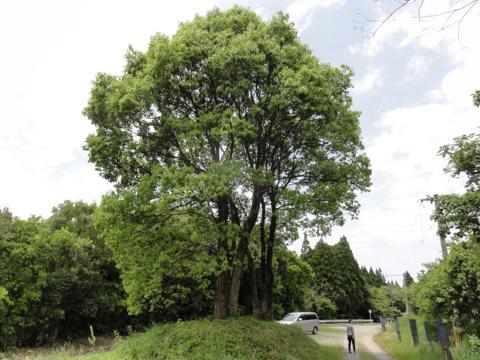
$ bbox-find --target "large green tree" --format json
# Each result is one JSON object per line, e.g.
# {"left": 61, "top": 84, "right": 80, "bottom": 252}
{"left": 84, "top": 7, "right": 370, "bottom": 318}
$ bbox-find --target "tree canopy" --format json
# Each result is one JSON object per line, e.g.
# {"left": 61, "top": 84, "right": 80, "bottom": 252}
{"left": 83, "top": 6, "right": 370, "bottom": 318}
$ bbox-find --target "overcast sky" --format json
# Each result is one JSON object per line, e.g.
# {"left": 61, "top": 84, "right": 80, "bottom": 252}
{"left": 1, "top": 0, "right": 479, "bottom": 281}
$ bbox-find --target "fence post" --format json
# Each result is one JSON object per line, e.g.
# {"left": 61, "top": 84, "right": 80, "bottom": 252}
{"left": 380, "top": 316, "right": 386, "bottom": 332}
{"left": 409, "top": 319, "right": 419, "bottom": 346}
{"left": 393, "top": 318, "right": 402, "bottom": 341}
{"left": 435, "top": 320, "right": 442, "bottom": 342}
{"left": 439, "top": 324, "right": 452, "bottom": 360}
{"left": 424, "top": 321, "right": 432, "bottom": 342}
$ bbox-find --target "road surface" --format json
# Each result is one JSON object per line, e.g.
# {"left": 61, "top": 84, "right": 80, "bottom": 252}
{"left": 312, "top": 324, "right": 392, "bottom": 360}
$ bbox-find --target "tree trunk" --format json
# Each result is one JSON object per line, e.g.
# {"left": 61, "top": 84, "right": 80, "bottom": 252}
{"left": 226, "top": 188, "right": 262, "bottom": 315}
{"left": 227, "top": 230, "right": 250, "bottom": 315}
{"left": 214, "top": 271, "right": 228, "bottom": 318}
{"left": 256, "top": 198, "right": 269, "bottom": 318}
{"left": 263, "top": 193, "right": 277, "bottom": 319}
{"left": 247, "top": 249, "right": 261, "bottom": 316}
{"left": 215, "top": 196, "right": 230, "bottom": 318}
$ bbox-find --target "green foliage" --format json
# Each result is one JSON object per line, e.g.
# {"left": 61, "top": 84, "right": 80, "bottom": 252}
{"left": 432, "top": 132, "right": 480, "bottom": 241}
{"left": 403, "top": 271, "right": 414, "bottom": 288}
{"left": 473, "top": 90, "right": 480, "bottom": 107}
{"left": 300, "top": 233, "right": 310, "bottom": 257}
{"left": 272, "top": 248, "right": 314, "bottom": 317}
{"left": 369, "top": 285, "right": 405, "bottom": 318}
{"left": 360, "top": 266, "right": 387, "bottom": 288}
{"left": 409, "top": 241, "right": 480, "bottom": 335}
{"left": 0, "top": 207, "right": 13, "bottom": 237}
{"left": 94, "top": 186, "right": 215, "bottom": 320}
{"left": 303, "top": 236, "right": 369, "bottom": 318}
{"left": 455, "top": 335, "right": 480, "bottom": 360}
{"left": 0, "top": 202, "right": 128, "bottom": 349}
{"left": 303, "top": 290, "right": 337, "bottom": 319}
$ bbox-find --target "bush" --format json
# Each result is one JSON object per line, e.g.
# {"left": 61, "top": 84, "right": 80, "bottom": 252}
{"left": 0, "top": 203, "right": 129, "bottom": 349}
{"left": 456, "top": 335, "right": 480, "bottom": 360}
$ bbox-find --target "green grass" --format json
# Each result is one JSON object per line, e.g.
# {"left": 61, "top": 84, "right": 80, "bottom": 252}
{"left": 6, "top": 317, "right": 343, "bottom": 360}
{"left": 374, "top": 317, "right": 444, "bottom": 360}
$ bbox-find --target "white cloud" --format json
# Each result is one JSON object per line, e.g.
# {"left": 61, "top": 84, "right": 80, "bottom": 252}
{"left": 328, "top": 10, "right": 480, "bottom": 276}
{"left": 355, "top": 101, "right": 477, "bottom": 274}
{"left": 353, "top": 67, "right": 383, "bottom": 94}
{"left": 349, "top": 0, "right": 480, "bottom": 58}
{"left": 0, "top": 0, "right": 216, "bottom": 218}
{"left": 286, "top": 0, "right": 345, "bottom": 34}
{"left": 404, "top": 55, "right": 428, "bottom": 82}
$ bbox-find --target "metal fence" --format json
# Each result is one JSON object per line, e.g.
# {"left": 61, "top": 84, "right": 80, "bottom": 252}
{"left": 317, "top": 319, "right": 373, "bottom": 324}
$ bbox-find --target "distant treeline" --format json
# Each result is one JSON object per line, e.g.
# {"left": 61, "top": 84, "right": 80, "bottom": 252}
{"left": 0, "top": 201, "right": 406, "bottom": 349}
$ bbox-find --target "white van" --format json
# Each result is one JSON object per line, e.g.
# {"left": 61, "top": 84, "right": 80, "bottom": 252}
{"left": 277, "top": 312, "right": 319, "bottom": 334}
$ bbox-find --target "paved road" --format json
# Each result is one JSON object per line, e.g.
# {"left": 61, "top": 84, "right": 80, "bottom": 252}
{"left": 312, "top": 324, "right": 392, "bottom": 360}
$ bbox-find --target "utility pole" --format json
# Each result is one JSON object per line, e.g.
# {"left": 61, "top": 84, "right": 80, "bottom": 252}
{"left": 433, "top": 195, "right": 448, "bottom": 260}
{"left": 403, "top": 272, "right": 409, "bottom": 316}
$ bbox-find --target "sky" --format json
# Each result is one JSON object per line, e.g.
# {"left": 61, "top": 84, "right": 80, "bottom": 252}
{"left": 1, "top": 0, "right": 479, "bottom": 281}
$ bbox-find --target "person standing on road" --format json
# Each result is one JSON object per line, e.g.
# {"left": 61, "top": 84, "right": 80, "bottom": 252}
{"left": 346, "top": 319, "right": 356, "bottom": 353}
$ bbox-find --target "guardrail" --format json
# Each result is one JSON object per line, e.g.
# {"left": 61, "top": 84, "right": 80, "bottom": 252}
{"left": 318, "top": 319, "right": 373, "bottom": 324}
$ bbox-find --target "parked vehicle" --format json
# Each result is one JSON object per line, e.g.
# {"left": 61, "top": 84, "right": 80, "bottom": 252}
{"left": 277, "top": 312, "right": 319, "bottom": 334}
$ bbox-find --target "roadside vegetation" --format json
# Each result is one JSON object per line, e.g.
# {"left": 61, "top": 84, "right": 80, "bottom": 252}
{"left": 374, "top": 317, "right": 444, "bottom": 360}
{"left": 5, "top": 318, "right": 343, "bottom": 360}
{"left": 375, "top": 316, "right": 480, "bottom": 360}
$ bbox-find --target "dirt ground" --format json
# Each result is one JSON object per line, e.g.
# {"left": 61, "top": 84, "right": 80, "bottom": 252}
{"left": 312, "top": 324, "right": 392, "bottom": 360}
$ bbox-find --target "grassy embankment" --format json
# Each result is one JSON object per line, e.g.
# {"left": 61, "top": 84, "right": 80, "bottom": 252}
{"left": 3, "top": 317, "right": 343, "bottom": 360}
{"left": 374, "top": 316, "right": 445, "bottom": 360}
